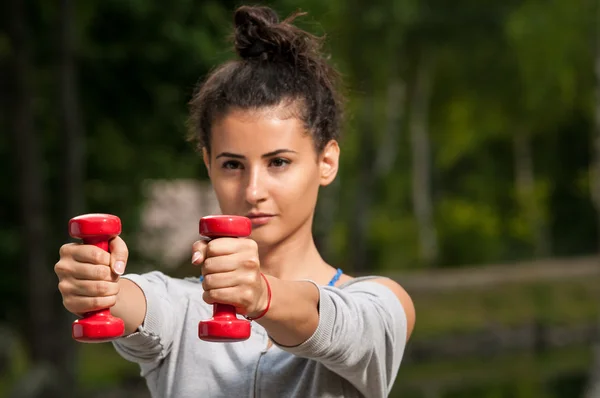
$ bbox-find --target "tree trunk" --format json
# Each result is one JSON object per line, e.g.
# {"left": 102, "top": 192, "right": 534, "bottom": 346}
{"left": 314, "top": 178, "right": 340, "bottom": 263}
{"left": 583, "top": 2, "right": 600, "bottom": 397}
{"left": 6, "top": 0, "right": 62, "bottom": 396}
{"left": 374, "top": 78, "right": 406, "bottom": 177}
{"left": 409, "top": 50, "right": 437, "bottom": 267}
{"left": 513, "top": 132, "right": 550, "bottom": 257}
{"left": 59, "top": 0, "right": 85, "bottom": 223}
{"left": 333, "top": 77, "right": 406, "bottom": 271}
{"left": 347, "top": 78, "right": 406, "bottom": 273}
{"left": 592, "top": 0, "right": 600, "bottom": 254}
{"left": 349, "top": 97, "right": 377, "bottom": 273}
{"left": 56, "top": 0, "right": 83, "bottom": 394}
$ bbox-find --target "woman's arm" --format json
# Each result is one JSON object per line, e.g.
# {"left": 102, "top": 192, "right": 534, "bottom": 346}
{"left": 111, "top": 278, "right": 146, "bottom": 335}
{"left": 112, "top": 271, "right": 179, "bottom": 364}
{"left": 259, "top": 277, "right": 415, "bottom": 398}
{"left": 254, "top": 277, "right": 320, "bottom": 346}
{"left": 257, "top": 276, "right": 415, "bottom": 347}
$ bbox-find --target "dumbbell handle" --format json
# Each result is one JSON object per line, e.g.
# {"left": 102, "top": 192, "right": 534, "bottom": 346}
{"left": 69, "top": 213, "right": 125, "bottom": 342}
{"left": 198, "top": 215, "right": 252, "bottom": 342}
{"left": 84, "top": 238, "right": 109, "bottom": 252}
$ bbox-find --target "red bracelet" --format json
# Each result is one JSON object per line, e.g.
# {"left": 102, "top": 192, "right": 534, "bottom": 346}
{"left": 245, "top": 273, "right": 271, "bottom": 321}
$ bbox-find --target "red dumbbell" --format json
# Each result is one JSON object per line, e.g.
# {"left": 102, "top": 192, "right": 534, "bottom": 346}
{"left": 68, "top": 213, "right": 125, "bottom": 342}
{"left": 198, "top": 215, "right": 253, "bottom": 342}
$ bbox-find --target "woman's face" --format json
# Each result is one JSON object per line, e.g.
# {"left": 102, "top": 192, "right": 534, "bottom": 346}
{"left": 204, "top": 106, "right": 339, "bottom": 247}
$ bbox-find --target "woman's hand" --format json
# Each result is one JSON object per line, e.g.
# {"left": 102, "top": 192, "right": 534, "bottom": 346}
{"left": 55, "top": 238, "right": 128, "bottom": 316}
{"left": 192, "top": 238, "right": 268, "bottom": 318}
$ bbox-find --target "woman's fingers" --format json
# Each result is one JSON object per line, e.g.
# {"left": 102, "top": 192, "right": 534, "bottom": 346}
{"left": 59, "top": 278, "right": 120, "bottom": 298}
{"left": 62, "top": 295, "right": 118, "bottom": 315}
{"left": 191, "top": 239, "right": 209, "bottom": 265}
{"left": 201, "top": 269, "right": 257, "bottom": 290}
{"left": 57, "top": 261, "right": 117, "bottom": 282}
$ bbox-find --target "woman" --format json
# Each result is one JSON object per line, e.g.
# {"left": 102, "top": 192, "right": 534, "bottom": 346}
{"left": 55, "top": 5, "right": 415, "bottom": 398}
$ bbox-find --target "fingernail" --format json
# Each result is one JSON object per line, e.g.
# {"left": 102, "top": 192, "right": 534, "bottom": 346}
{"left": 192, "top": 251, "right": 202, "bottom": 264}
{"left": 114, "top": 261, "right": 125, "bottom": 275}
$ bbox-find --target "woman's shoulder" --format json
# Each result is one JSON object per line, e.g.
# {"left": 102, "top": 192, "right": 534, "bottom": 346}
{"left": 338, "top": 274, "right": 390, "bottom": 289}
{"left": 339, "top": 274, "right": 415, "bottom": 339}
{"left": 338, "top": 274, "right": 412, "bottom": 307}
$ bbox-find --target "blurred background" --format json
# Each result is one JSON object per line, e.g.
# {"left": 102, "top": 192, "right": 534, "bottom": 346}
{"left": 1, "top": 0, "right": 600, "bottom": 397}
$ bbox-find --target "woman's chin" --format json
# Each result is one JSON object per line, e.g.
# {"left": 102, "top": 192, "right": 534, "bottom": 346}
{"left": 250, "top": 227, "right": 280, "bottom": 248}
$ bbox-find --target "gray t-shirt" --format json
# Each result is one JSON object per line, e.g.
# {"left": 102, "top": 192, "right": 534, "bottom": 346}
{"left": 113, "top": 271, "right": 408, "bottom": 398}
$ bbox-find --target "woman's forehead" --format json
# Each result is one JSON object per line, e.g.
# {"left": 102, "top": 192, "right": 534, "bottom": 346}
{"left": 212, "top": 108, "right": 312, "bottom": 151}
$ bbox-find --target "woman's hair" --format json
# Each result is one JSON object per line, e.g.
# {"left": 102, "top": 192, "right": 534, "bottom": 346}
{"left": 187, "top": 5, "right": 343, "bottom": 153}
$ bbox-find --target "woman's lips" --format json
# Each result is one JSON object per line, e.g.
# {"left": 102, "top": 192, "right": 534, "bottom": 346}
{"left": 246, "top": 214, "right": 275, "bottom": 227}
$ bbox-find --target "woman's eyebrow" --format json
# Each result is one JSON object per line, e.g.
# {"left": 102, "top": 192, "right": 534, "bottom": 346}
{"left": 261, "top": 149, "right": 297, "bottom": 158}
{"left": 216, "top": 152, "right": 245, "bottom": 159}
{"left": 215, "top": 149, "right": 297, "bottom": 159}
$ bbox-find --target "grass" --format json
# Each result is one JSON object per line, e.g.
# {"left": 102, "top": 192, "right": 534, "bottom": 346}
{"left": 410, "top": 277, "right": 600, "bottom": 339}
{"left": 0, "top": 337, "right": 29, "bottom": 397}
{"left": 392, "top": 345, "right": 593, "bottom": 396}
{"left": 77, "top": 343, "right": 140, "bottom": 390}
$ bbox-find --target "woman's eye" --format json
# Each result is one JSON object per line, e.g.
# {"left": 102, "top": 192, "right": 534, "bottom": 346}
{"left": 270, "top": 158, "right": 290, "bottom": 168}
{"left": 222, "top": 160, "right": 242, "bottom": 170}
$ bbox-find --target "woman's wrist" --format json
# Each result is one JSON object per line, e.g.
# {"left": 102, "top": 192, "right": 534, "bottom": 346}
{"left": 253, "top": 278, "right": 320, "bottom": 346}
{"left": 245, "top": 273, "right": 272, "bottom": 320}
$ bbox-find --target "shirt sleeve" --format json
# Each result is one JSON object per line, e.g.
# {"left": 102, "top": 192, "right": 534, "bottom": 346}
{"left": 273, "top": 279, "right": 408, "bottom": 398}
{"left": 111, "top": 271, "right": 181, "bottom": 365}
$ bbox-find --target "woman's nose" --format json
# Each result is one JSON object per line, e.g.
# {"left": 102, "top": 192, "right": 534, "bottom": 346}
{"left": 244, "top": 169, "right": 267, "bottom": 204}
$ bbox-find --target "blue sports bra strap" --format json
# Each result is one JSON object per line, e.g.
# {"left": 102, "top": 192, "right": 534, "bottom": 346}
{"left": 327, "top": 268, "right": 343, "bottom": 287}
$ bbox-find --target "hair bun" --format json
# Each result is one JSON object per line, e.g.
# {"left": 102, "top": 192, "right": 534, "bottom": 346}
{"left": 233, "top": 6, "right": 302, "bottom": 61}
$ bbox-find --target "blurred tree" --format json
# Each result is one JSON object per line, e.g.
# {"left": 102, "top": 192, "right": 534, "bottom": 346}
{"left": 54, "top": 0, "right": 86, "bottom": 394}
{"left": 593, "top": 0, "right": 600, "bottom": 254}
{"left": 327, "top": 0, "right": 421, "bottom": 271}
{"left": 584, "top": 0, "right": 600, "bottom": 394}
{"left": 407, "top": 45, "right": 437, "bottom": 266}
{"left": 5, "top": 0, "right": 64, "bottom": 396}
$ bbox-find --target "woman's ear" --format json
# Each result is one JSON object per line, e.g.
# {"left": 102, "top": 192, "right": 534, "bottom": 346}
{"left": 202, "top": 148, "right": 211, "bottom": 177}
{"left": 319, "top": 140, "right": 340, "bottom": 186}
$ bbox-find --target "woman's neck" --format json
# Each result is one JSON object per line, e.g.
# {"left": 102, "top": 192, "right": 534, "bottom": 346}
{"left": 258, "top": 221, "right": 333, "bottom": 284}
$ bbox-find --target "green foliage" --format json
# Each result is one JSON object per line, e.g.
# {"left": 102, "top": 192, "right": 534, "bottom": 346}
{"left": 393, "top": 346, "right": 591, "bottom": 397}
{"left": 77, "top": 344, "right": 139, "bottom": 389}
{"left": 412, "top": 277, "right": 599, "bottom": 338}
